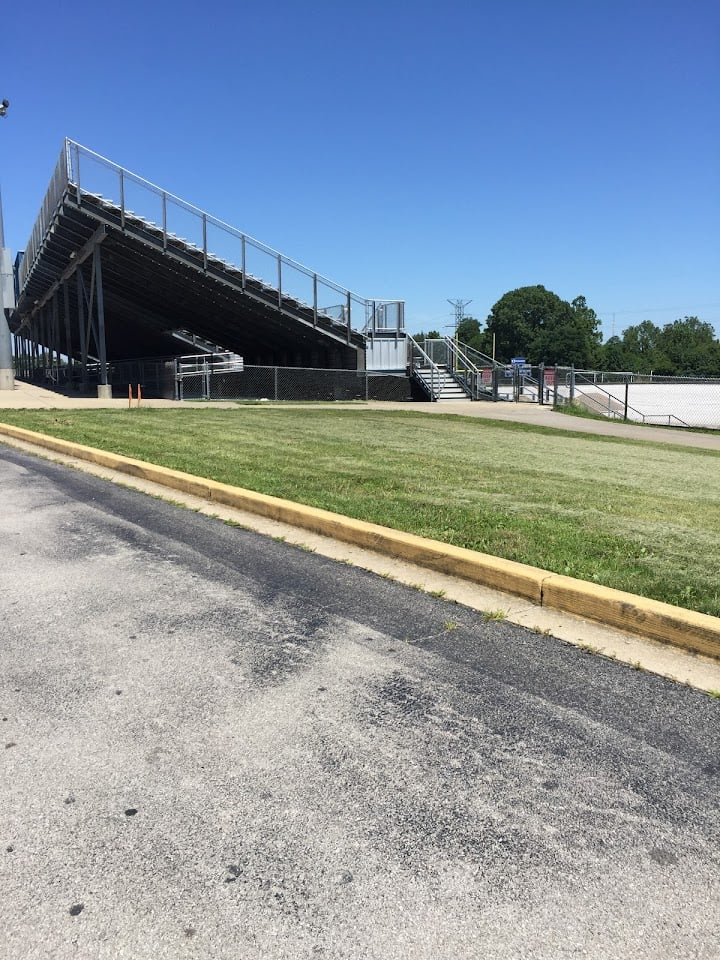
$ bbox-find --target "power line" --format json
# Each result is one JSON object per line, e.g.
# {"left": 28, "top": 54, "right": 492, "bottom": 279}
{"left": 600, "top": 303, "right": 720, "bottom": 317}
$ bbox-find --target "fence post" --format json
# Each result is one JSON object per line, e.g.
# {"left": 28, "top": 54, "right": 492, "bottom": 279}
{"left": 274, "top": 366, "right": 278, "bottom": 401}
{"left": 624, "top": 380, "right": 629, "bottom": 422}
{"left": 569, "top": 365, "right": 575, "bottom": 403}
{"left": 539, "top": 363, "right": 545, "bottom": 405}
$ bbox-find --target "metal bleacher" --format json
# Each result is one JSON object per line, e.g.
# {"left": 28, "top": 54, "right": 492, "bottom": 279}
{"left": 11, "top": 140, "right": 405, "bottom": 387}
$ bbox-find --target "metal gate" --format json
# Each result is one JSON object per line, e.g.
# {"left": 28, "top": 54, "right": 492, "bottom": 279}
{"left": 175, "top": 353, "right": 244, "bottom": 400}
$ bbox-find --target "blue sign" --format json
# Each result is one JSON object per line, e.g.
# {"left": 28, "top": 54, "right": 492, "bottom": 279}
{"left": 511, "top": 357, "right": 526, "bottom": 365}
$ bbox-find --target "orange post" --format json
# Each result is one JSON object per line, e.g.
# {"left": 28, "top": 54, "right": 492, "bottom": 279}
{"left": 137, "top": 384, "right": 142, "bottom": 407}
{"left": 128, "top": 384, "right": 133, "bottom": 408}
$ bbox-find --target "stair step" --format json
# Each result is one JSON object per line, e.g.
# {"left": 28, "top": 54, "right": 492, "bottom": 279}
{"left": 412, "top": 363, "right": 474, "bottom": 401}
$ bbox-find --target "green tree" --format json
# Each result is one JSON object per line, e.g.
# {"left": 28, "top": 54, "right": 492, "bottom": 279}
{"left": 656, "top": 317, "right": 720, "bottom": 376}
{"left": 412, "top": 329, "right": 440, "bottom": 341}
{"left": 570, "top": 297, "right": 602, "bottom": 367}
{"left": 600, "top": 335, "right": 627, "bottom": 371}
{"left": 616, "top": 321, "right": 664, "bottom": 374}
{"left": 455, "top": 316, "right": 485, "bottom": 353}
{"left": 485, "top": 286, "right": 601, "bottom": 365}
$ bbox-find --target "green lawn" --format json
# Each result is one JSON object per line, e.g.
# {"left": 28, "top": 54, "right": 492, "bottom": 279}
{"left": 2, "top": 407, "right": 719, "bottom": 617}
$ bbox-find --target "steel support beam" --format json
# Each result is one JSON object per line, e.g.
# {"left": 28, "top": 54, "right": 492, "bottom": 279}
{"left": 93, "top": 245, "right": 109, "bottom": 394}
{"left": 16, "top": 224, "right": 107, "bottom": 333}
{"left": 77, "top": 269, "right": 87, "bottom": 388}
{"left": 63, "top": 280, "right": 73, "bottom": 386}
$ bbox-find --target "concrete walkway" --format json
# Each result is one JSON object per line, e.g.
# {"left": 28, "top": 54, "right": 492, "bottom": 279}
{"left": 0, "top": 381, "right": 239, "bottom": 411}
{"left": 1, "top": 380, "right": 720, "bottom": 451}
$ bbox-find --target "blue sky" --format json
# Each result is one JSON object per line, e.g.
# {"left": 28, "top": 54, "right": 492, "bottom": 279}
{"left": 1, "top": 0, "right": 718, "bottom": 340}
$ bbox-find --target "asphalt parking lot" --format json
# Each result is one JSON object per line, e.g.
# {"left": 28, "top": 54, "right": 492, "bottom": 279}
{"left": 1, "top": 445, "right": 719, "bottom": 959}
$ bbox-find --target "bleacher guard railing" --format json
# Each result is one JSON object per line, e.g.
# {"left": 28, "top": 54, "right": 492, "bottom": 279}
{"left": 18, "top": 140, "right": 404, "bottom": 342}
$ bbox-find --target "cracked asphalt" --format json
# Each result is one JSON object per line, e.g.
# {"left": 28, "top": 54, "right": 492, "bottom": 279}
{"left": 1, "top": 445, "right": 718, "bottom": 959}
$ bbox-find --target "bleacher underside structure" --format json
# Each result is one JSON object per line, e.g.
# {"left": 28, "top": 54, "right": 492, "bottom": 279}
{"left": 10, "top": 141, "right": 407, "bottom": 397}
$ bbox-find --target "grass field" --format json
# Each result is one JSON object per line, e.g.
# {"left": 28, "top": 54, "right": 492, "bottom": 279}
{"left": 2, "top": 407, "right": 719, "bottom": 617}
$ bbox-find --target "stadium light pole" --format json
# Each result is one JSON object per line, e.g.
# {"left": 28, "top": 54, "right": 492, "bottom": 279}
{"left": 0, "top": 97, "right": 15, "bottom": 391}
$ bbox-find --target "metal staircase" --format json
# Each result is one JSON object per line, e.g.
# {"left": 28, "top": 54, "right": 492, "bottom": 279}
{"left": 413, "top": 363, "right": 470, "bottom": 401}
{"left": 409, "top": 336, "right": 501, "bottom": 401}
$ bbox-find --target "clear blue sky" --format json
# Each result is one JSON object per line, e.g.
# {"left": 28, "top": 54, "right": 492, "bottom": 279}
{"left": 1, "top": 0, "right": 718, "bottom": 340}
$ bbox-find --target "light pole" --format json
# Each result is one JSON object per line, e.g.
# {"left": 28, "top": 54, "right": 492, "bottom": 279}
{"left": 0, "top": 97, "right": 15, "bottom": 390}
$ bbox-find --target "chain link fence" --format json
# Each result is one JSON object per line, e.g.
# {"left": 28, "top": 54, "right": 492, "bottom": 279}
{"left": 553, "top": 369, "right": 720, "bottom": 429}
{"left": 176, "top": 365, "right": 412, "bottom": 403}
{"left": 16, "top": 356, "right": 413, "bottom": 402}
{"left": 21, "top": 351, "right": 720, "bottom": 428}
{"left": 469, "top": 364, "right": 720, "bottom": 429}
{"left": 110, "top": 359, "right": 177, "bottom": 398}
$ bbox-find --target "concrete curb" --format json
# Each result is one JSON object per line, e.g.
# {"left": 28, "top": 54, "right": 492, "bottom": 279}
{"left": 2, "top": 421, "right": 719, "bottom": 660}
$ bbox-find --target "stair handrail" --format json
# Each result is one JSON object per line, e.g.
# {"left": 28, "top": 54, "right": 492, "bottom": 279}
{"left": 454, "top": 340, "right": 501, "bottom": 369}
{"left": 520, "top": 373, "right": 540, "bottom": 401}
{"left": 408, "top": 335, "right": 442, "bottom": 401}
{"left": 443, "top": 337, "right": 501, "bottom": 399}
{"left": 443, "top": 337, "right": 485, "bottom": 399}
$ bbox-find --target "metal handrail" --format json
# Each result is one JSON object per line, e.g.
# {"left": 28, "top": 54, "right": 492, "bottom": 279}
{"left": 65, "top": 141, "right": 355, "bottom": 294}
{"left": 452, "top": 340, "right": 499, "bottom": 370}
{"left": 408, "top": 335, "right": 443, "bottom": 400}
{"left": 176, "top": 352, "right": 244, "bottom": 377}
{"left": 571, "top": 373, "right": 644, "bottom": 420}
{"left": 567, "top": 373, "right": 684, "bottom": 424}
{"left": 442, "top": 337, "right": 487, "bottom": 399}
{"left": 444, "top": 337, "right": 501, "bottom": 400}
{"left": 642, "top": 413, "right": 692, "bottom": 427}
{"left": 520, "top": 374, "right": 540, "bottom": 400}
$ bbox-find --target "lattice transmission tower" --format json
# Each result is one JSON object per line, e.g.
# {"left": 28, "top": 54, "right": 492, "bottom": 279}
{"left": 447, "top": 298, "right": 472, "bottom": 335}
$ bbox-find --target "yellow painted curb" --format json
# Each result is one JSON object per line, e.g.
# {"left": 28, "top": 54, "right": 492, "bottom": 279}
{"left": 2, "top": 421, "right": 719, "bottom": 660}
{"left": 541, "top": 575, "right": 720, "bottom": 660}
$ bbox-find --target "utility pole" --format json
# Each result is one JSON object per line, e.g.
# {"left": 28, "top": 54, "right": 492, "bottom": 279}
{"left": 0, "top": 97, "right": 15, "bottom": 391}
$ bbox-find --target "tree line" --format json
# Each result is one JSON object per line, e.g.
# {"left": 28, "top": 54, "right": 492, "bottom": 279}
{"left": 414, "top": 285, "right": 720, "bottom": 376}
